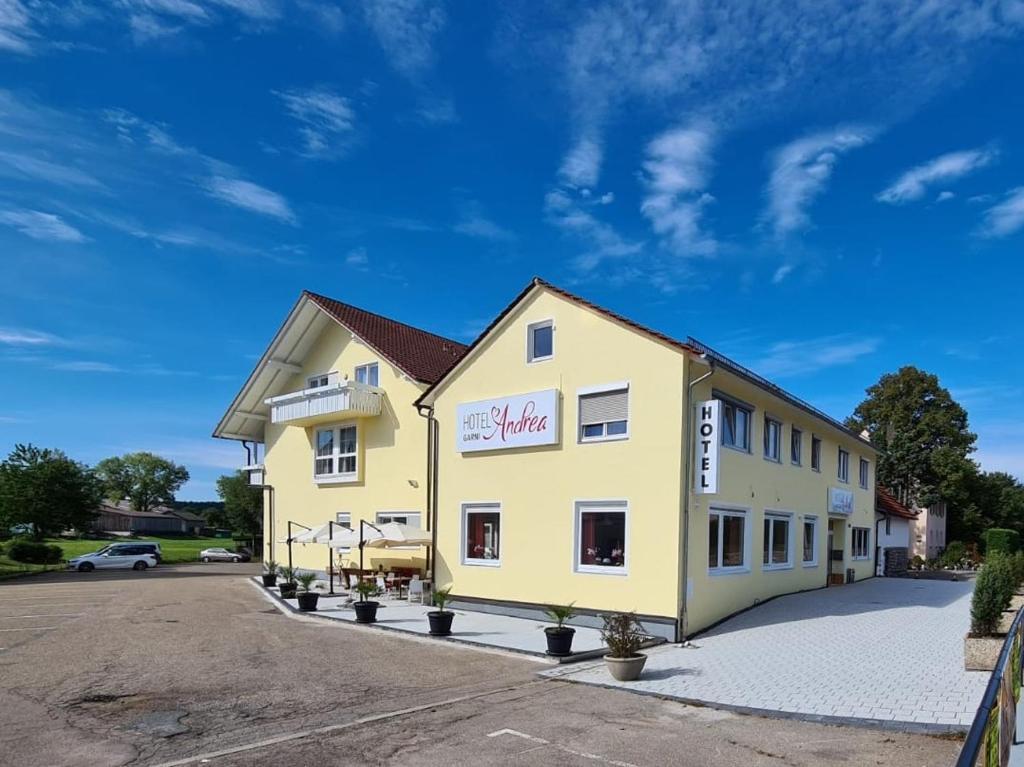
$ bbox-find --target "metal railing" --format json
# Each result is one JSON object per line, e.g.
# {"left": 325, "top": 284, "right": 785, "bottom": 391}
{"left": 957, "top": 608, "right": 1024, "bottom": 767}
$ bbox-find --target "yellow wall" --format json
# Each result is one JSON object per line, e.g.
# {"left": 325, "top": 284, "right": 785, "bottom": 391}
{"left": 427, "top": 286, "right": 878, "bottom": 637}
{"left": 262, "top": 321, "right": 430, "bottom": 575}
{"left": 429, "top": 288, "right": 688, "bottom": 623}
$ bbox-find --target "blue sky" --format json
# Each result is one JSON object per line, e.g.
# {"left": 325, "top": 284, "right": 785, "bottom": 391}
{"left": 1, "top": 1, "right": 1022, "bottom": 500}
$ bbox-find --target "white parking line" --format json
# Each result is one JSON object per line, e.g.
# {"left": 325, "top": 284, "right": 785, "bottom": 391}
{"left": 0, "top": 613, "right": 81, "bottom": 619}
{"left": 487, "top": 729, "right": 639, "bottom": 766}
{"left": 0, "top": 626, "right": 57, "bottom": 632}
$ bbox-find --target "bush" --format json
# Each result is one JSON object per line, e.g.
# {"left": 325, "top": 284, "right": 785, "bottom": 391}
{"left": 972, "top": 554, "right": 1016, "bottom": 635}
{"left": 7, "top": 540, "right": 63, "bottom": 564}
{"left": 985, "top": 528, "right": 1020, "bottom": 556}
{"left": 600, "top": 612, "right": 647, "bottom": 658}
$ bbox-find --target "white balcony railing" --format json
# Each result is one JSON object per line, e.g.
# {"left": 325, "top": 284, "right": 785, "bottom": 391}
{"left": 265, "top": 381, "right": 382, "bottom": 425}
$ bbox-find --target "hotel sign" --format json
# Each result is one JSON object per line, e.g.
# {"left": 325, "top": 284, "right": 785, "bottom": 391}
{"left": 694, "top": 399, "right": 720, "bottom": 494}
{"left": 457, "top": 389, "right": 559, "bottom": 453}
{"left": 828, "top": 487, "right": 854, "bottom": 515}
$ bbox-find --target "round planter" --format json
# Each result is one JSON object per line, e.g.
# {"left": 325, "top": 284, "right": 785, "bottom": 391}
{"left": 427, "top": 610, "right": 454, "bottom": 636}
{"left": 354, "top": 600, "right": 379, "bottom": 624}
{"left": 261, "top": 574, "right": 278, "bottom": 588}
{"left": 604, "top": 654, "right": 647, "bottom": 682}
{"left": 279, "top": 583, "right": 298, "bottom": 599}
{"left": 544, "top": 626, "right": 576, "bottom": 656}
{"left": 297, "top": 592, "right": 320, "bottom": 612}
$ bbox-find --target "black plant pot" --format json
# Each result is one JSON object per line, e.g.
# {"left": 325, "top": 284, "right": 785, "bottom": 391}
{"left": 297, "top": 592, "right": 320, "bottom": 611}
{"left": 261, "top": 574, "right": 278, "bottom": 587}
{"left": 354, "top": 600, "right": 379, "bottom": 624}
{"left": 428, "top": 610, "right": 454, "bottom": 636}
{"left": 544, "top": 626, "right": 576, "bottom": 656}
{"left": 279, "top": 583, "right": 298, "bottom": 599}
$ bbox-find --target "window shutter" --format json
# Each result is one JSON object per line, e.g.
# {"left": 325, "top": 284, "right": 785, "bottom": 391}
{"left": 579, "top": 389, "right": 628, "bottom": 424}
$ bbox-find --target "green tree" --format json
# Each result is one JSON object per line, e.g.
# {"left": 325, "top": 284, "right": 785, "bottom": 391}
{"left": 216, "top": 471, "right": 262, "bottom": 536}
{"left": 95, "top": 452, "right": 189, "bottom": 512}
{"left": 846, "top": 366, "right": 976, "bottom": 507}
{"left": 0, "top": 444, "right": 103, "bottom": 539}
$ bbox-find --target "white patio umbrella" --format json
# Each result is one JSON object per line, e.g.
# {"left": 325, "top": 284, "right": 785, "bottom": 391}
{"left": 362, "top": 522, "right": 432, "bottom": 548}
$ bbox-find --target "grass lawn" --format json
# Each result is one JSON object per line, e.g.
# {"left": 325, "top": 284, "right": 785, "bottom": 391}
{"left": 42, "top": 536, "right": 237, "bottom": 564}
{"left": 0, "top": 555, "right": 52, "bottom": 580}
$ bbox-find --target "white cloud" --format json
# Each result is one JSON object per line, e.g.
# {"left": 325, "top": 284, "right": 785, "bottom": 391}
{"left": 453, "top": 201, "right": 515, "bottom": 242}
{"left": 936, "top": 190, "right": 956, "bottom": 202}
{"left": 204, "top": 176, "right": 296, "bottom": 223}
{"left": 544, "top": 187, "right": 643, "bottom": 272}
{"left": 0, "top": 0, "right": 32, "bottom": 53}
{"left": 765, "top": 126, "right": 876, "bottom": 238}
{"left": 0, "top": 149, "right": 105, "bottom": 188}
{"left": 559, "top": 135, "right": 602, "bottom": 188}
{"left": 978, "top": 187, "right": 1024, "bottom": 238}
{"left": 0, "top": 209, "right": 86, "bottom": 242}
{"left": 361, "top": 0, "right": 446, "bottom": 80}
{"left": 877, "top": 147, "right": 997, "bottom": 204}
{"left": 0, "top": 327, "right": 65, "bottom": 346}
{"left": 275, "top": 86, "right": 355, "bottom": 158}
{"left": 640, "top": 122, "right": 717, "bottom": 257}
{"left": 746, "top": 335, "right": 881, "bottom": 378}
{"left": 416, "top": 97, "right": 457, "bottom": 125}
{"left": 345, "top": 246, "right": 368, "bottom": 269}
{"left": 772, "top": 264, "right": 794, "bottom": 284}
{"left": 53, "top": 360, "right": 122, "bottom": 373}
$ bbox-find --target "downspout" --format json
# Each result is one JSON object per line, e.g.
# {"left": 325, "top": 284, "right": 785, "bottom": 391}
{"left": 417, "top": 404, "right": 439, "bottom": 578}
{"left": 874, "top": 514, "right": 884, "bottom": 578}
{"left": 679, "top": 354, "right": 714, "bottom": 642}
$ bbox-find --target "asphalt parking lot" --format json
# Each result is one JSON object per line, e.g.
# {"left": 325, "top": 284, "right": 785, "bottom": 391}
{"left": 0, "top": 564, "right": 961, "bottom": 766}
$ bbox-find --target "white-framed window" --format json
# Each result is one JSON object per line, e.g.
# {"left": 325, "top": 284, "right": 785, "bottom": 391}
{"left": 859, "top": 458, "right": 869, "bottom": 489}
{"left": 578, "top": 383, "right": 629, "bottom": 443}
{"left": 762, "top": 511, "right": 792, "bottom": 569}
{"left": 314, "top": 423, "right": 358, "bottom": 482}
{"left": 763, "top": 416, "right": 782, "bottom": 462}
{"left": 354, "top": 362, "right": 379, "bottom": 387}
{"left": 308, "top": 371, "right": 338, "bottom": 389}
{"left": 526, "top": 319, "right": 554, "bottom": 363}
{"left": 462, "top": 502, "right": 501, "bottom": 566}
{"left": 838, "top": 447, "right": 850, "bottom": 483}
{"left": 708, "top": 506, "right": 749, "bottom": 574}
{"left": 791, "top": 427, "right": 802, "bottom": 465}
{"left": 721, "top": 397, "right": 752, "bottom": 452}
{"left": 852, "top": 527, "right": 871, "bottom": 559}
{"left": 811, "top": 435, "right": 822, "bottom": 472}
{"left": 335, "top": 512, "right": 351, "bottom": 528}
{"left": 802, "top": 516, "right": 818, "bottom": 566}
{"left": 574, "top": 500, "right": 628, "bottom": 575}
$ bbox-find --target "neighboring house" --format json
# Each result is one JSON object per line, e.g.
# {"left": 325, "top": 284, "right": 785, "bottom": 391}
{"left": 416, "top": 278, "right": 879, "bottom": 640}
{"left": 213, "top": 290, "right": 466, "bottom": 573}
{"left": 910, "top": 500, "right": 948, "bottom": 561}
{"left": 215, "top": 279, "right": 879, "bottom": 641}
{"left": 875, "top": 488, "right": 917, "bottom": 576}
{"left": 92, "top": 502, "right": 207, "bottom": 535}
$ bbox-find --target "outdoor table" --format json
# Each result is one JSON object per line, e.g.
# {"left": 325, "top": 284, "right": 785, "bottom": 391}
{"left": 386, "top": 576, "right": 411, "bottom": 598}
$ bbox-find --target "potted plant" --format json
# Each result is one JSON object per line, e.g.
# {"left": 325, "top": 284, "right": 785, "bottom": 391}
{"left": 427, "top": 587, "right": 454, "bottom": 636}
{"left": 353, "top": 581, "right": 380, "bottom": 623}
{"left": 543, "top": 603, "right": 577, "bottom": 656}
{"left": 278, "top": 566, "right": 298, "bottom": 599}
{"left": 296, "top": 572, "right": 321, "bottom": 611}
{"left": 601, "top": 612, "right": 648, "bottom": 681}
{"left": 262, "top": 560, "right": 279, "bottom": 588}
{"left": 966, "top": 554, "right": 1014, "bottom": 670}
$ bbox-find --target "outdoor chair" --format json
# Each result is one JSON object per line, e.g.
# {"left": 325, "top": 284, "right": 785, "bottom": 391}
{"left": 408, "top": 576, "right": 424, "bottom": 604}
{"left": 375, "top": 575, "right": 389, "bottom": 597}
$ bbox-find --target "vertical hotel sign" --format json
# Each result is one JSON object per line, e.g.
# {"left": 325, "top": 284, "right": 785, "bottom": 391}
{"left": 695, "top": 399, "right": 720, "bottom": 494}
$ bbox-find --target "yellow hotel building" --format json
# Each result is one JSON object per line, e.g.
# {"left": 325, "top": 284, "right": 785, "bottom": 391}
{"left": 216, "top": 279, "right": 878, "bottom": 640}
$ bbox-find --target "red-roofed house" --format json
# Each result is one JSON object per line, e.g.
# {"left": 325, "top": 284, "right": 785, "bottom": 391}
{"left": 875, "top": 488, "right": 918, "bottom": 575}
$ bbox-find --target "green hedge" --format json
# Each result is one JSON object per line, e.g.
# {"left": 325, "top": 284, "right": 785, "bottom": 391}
{"left": 972, "top": 553, "right": 1016, "bottom": 635}
{"left": 7, "top": 541, "right": 63, "bottom": 565}
{"left": 985, "top": 528, "right": 1021, "bottom": 556}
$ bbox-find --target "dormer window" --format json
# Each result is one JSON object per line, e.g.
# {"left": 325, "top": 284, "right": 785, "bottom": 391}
{"left": 355, "top": 362, "right": 379, "bottom": 387}
{"left": 308, "top": 372, "right": 338, "bottom": 389}
{"left": 527, "top": 320, "right": 553, "bottom": 363}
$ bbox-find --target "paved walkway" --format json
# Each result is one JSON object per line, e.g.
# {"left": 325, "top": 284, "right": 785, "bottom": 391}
{"left": 261, "top": 581, "right": 609, "bottom": 660}
{"left": 548, "top": 578, "right": 989, "bottom": 733}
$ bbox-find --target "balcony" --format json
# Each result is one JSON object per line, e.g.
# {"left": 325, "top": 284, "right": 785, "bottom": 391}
{"left": 265, "top": 381, "right": 382, "bottom": 425}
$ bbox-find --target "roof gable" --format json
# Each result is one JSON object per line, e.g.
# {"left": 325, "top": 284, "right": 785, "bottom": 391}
{"left": 876, "top": 488, "right": 918, "bottom": 519}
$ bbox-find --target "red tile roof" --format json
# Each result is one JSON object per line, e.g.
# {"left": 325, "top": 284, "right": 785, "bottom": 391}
{"left": 304, "top": 291, "right": 467, "bottom": 384}
{"left": 876, "top": 488, "right": 918, "bottom": 519}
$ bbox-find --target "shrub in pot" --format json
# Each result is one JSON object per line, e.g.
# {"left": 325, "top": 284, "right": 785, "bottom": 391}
{"left": 296, "top": 572, "right": 320, "bottom": 611}
{"left": 353, "top": 581, "right": 380, "bottom": 623}
{"left": 543, "top": 603, "right": 577, "bottom": 656}
{"left": 278, "top": 566, "right": 298, "bottom": 599}
{"left": 262, "top": 560, "right": 279, "bottom": 588}
{"left": 601, "top": 612, "right": 648, "bottom": 681}
{"left": 427, "top": 587, "right": 454, "bottom": 636}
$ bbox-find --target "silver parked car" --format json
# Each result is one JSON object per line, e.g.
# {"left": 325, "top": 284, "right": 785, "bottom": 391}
{"left": 199, "top": 547, "right": 243, "bottom": 563}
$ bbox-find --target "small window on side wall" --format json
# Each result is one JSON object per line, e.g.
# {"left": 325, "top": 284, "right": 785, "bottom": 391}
{"left": 811, "top": 436, "right": 822, "bottom": 471}
{"left": 527, "top": 320, "right": 554, "bottom": 363}
{"left": 355, "top": 362, "right": 379, "bottom": 387}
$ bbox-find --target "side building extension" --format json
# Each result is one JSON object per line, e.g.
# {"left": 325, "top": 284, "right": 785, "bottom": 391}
{"left": 416, "top": 278, "right": 879, "bottom": 640}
